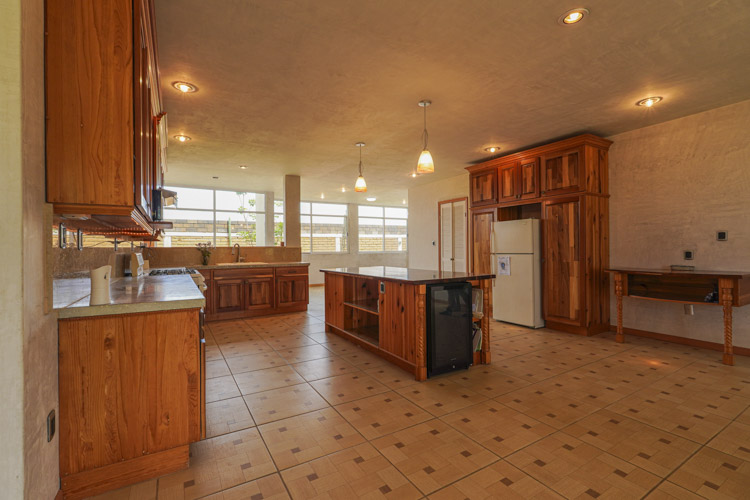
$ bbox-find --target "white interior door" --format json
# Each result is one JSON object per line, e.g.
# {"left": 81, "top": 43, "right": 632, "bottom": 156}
{"left": 440, "top": 203, "right": 453, "bottom": 272}
{"left": 452, "top": 200, "right": 467, "bottom": 273}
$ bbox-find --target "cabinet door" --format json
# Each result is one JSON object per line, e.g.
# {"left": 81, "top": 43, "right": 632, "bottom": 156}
{"left": 519, "top": 158, "right": 540, "bottom": 199}
{"left": 214, "top": 279, "right": 244, "bottom": 313}
{"left": 277, "top": 275, "right": 309, "bottom": 308}
{"left": 471, "top": 209, "right": 495, "bottom": 275}
{"left": 498, "top": 162, "right": 518, "bottom": 202}
{"left": 204, "top": 279, "right": 215, "bottom": 316}
{"left": 133, "top": 12, "right": 153, "bottom": 221}
{"left": 245, "top": 277, "right": 274, "bottom": 310}
{"left": 469, "top": 169, "right": 497, "bottom": 207}
{"left": 541, "top": 147, "right": 584, "bottom": 196}
{"left": 543, "top": 198, "right": 582, "bottom": 325}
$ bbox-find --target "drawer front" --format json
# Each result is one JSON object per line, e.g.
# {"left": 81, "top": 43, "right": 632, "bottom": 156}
{"left": 275, "top": 266, "right": 309, "bottom": 277}
{"left": 213, "top": 267, "right": 274, "bottom": 279}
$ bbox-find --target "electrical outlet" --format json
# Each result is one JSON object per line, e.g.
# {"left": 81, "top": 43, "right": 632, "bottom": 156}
{"left": 717, "top": 231, "right": 728, "bottom": 241}
{"left": 47, "top": 410, "right": 55, "bottom": 442}
{"left": 684, "top": 250, "right": 694, "bottom": 260}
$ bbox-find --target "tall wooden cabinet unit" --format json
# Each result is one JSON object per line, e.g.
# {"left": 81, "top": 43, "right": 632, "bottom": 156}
{"left": 45, "top": 0, "right": 168, "bottom": 238}
{"left": 467, "top": 134, "right": 612, "bottom": 336}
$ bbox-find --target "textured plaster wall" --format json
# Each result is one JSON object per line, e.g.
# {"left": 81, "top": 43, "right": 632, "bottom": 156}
{"left": 407, "top": 172, "right": 469, "bottom": 271}
{"left": 608, "top": 99, "right": 750, "bottom": 348}
{"left": 0, "top": 0, "right": 26, "bottom": 496}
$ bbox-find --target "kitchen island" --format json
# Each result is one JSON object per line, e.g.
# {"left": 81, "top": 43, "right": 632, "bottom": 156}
{"left": 322, "top": 266, "right": 495, "bottom": 381}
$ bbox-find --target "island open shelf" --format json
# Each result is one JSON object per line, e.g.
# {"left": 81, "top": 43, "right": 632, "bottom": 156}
{"left": 322, "top": 266, "right": 495, "bottom": 381}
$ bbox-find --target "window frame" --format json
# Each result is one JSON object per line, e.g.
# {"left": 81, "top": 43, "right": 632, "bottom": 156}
{"left": 357, "top": 205, "right": 408, "bottom": 254}
{"left": 300, "top": 201, "right": 349, "bottom": 254}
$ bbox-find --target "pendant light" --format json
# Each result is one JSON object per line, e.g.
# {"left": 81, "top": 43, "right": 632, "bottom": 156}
{"left": 354, "top": 142, "right": 367, "bottom": 192}
{"left": 417, "top": 100, "right": 435, "bottom": 174}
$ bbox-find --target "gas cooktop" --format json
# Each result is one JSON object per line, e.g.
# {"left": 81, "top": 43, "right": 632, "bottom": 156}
{"left": 148, "top": 268, "right": 198, "bottom": 276}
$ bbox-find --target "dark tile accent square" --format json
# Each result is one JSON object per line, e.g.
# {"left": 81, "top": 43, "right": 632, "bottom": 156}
{"left": 337, "top": 393, "right": 345, "bottom": 397}
{"left": 703, "top": 481, "right": 720, "bottom": 490}
{"left": 233, "top": 439, "right": 243, "bottom": 445}
{"left": 587, "top": 431, "right": 598, "bottom": 437}
{"left": 306, "top": 473, "right": 319, "bottom": 481}
{"left": 423, "top": 466, "right": 435, "bottom": 474}
{"left": 500, "top": 477, "right": 513, "bottom": 486}
{"left": 614, "top": 469, "right": 628, "bottom": 477}
{"left": 722, "top": 462, "right": 738, "bottom": 471}
{"left": 371, "top": 423, "right": 381, "bottom": 428}
{"left": 677, "top": 425, "right": 689, "bottom": 430}
{"left": 384, "top": 398, "right": 392, "bottom": 403}
{"left": 353, "top": 407, "right": 361, "bottom": 412}
{"left": 461, "top": 418, "right": 471, "bottom": 423}
{"left": 250, "top": 494, "right": 264, "bottom": 500}
{"left": 395, "top": 442, "right": 405, "bottom": 449}
{"left": 658, "top": 438, "right": 671, "bottom": 444}
{"left": 291, "top": 447, "right": 301, "bottom": 453}
{"left": 586, "top": 489, "right": 600, "bottom": 498}
{"left": 521, "top": 424, "right": 532, "bottom": 430}
{"left": 546, "top": 413, "right": 557, "bottom": 418}
{"left": 334, "top": 434, "right": 343, "bottom": 440}
{"left": 494, "top": 436, "right": 504, "bottom": 442}
{"left": 534, "top": 459, "right": 546, "bottom": 467}
{"left": 430, "top": 429, "right": 440, "bottom": 435}
{"left": 354, "top": 456, "right": 365, "bottom": 464}
{"left": 404, "top": 412, "right": 413, "bottom": 417}
{"left": 184, "top": 480, "right": 195, "bottom": 488}
{"left": 563, "top": 444, "right": 574, "bottom": 451}
{"left": 460, "top": 450, "right": 472, "bottom": 457}
{"left": 279, "top": 427, "right": 287, "bottom": 432}
{"left": 637, "top": 452, "right": 651, "bottom": 460}
{"left": 435, "top": 403, "right": 444, "bottom": 407}
{"left": 241, "top": 462, "right": 253, "bottom": 470}
{"left": 379, "top": 485, "right": 392, "bottom": 494}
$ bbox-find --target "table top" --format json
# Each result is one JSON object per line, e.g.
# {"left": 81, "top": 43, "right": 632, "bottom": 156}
{"left": 321, "top": 266, "right": 495, "bottom": 284}
{"left": 606, "top": 267, "right": 750, "bottom": 279}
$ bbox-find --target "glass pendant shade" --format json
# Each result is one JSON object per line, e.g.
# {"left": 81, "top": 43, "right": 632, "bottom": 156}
{"left": 417, "top": 149, "right": 434, "bottom": 173}
{"left": 354, "top": 175, "right": 367, "bottom": 192}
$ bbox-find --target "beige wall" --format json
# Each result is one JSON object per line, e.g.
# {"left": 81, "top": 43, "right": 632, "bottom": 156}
{"left": 407, "top": 172, "right": 469, "bottom": 271}
{"left": 608, "top": 99, "right": 750, "bottom": 347}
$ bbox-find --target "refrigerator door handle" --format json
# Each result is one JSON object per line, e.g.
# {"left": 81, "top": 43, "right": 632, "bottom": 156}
{"left": 490, "top": 253, "right": 496, "bottom": 286}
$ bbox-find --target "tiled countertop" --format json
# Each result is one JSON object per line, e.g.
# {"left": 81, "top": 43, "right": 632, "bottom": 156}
{"left": 195, "top": 261, "right": 309, "bottom": 270}
{"left": 54, "top": 274, "right": 205, "bottom": 319}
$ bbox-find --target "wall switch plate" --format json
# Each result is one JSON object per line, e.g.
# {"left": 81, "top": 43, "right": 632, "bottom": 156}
{"left": 684, "top": 304, "right": 694, "bottom": 315}
{"left": 717, "top": 231, "right": 728, "bottom": 241}
{"left": 47, "top": 410, "right": 55, "bottom": 442}
{"left": 684, "top": 250, "right": 694, "bottom": 260}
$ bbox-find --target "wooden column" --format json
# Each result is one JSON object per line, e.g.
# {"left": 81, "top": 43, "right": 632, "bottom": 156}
{"left": 719, "top": 277, "right": 734, "bottom": 366}
{"left": 481, "top": 278, "right": 492, "bottom": 364}
{"left": 415, "top": 285, "right": 427, "bottom": 381}
{"left": 614, "top": 271, "right": 624, "bottom": 343}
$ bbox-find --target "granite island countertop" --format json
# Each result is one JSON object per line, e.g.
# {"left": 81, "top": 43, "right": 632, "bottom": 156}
{"left": 320, "top": 266, "right": 495, "bottom": 284}
{"left": 195, "top": 261, "right": 310, "bottom": 270}
{"left": 54, "top": 274, "right": 205, "bottom": 319}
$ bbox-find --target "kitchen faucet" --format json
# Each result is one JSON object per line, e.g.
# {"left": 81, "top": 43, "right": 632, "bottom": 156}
{"left": 232, "top": 243, "right": 243, "bottom": 263}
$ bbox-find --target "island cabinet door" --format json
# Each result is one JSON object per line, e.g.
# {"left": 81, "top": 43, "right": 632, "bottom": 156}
{"left": 214, "top": 278, "right": 244, "bottom": 313}
{"left": 379, "top": 281, "right": 417, "bottom": 365}
{"left": 324, "top": 273, "right": 345, "bottom": 329}
{"left": 245, "top": 277, "right": 274, "bottom": 311}
{"left": 277, "top": 275, "right": 309, "bottom": 308}
{"left": 542, "top": 197, "right": 583, "bottom": 325}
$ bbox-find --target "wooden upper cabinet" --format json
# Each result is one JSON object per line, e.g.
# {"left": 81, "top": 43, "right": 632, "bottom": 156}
{"left": 470, "top": 169, "right": 498, "bottom": 207}
{"left": 541, "top": 147, "right": 584, "bottom": 196}
{"left": 543, "top": 197, "right": 582, "bottom": 325}
{"left": 519, "top": 158, "right": 540, "bottom": 199}
{"left": 45, "top": 0, "right": 165, "bottom": 235}
{"left": 497, "top": 162, "right": 518, "bottom": 202}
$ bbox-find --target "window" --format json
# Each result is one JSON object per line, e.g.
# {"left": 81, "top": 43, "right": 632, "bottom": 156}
{"left": 358, "top": 206, "right": 408, "bottom": 252}
{"left": 300, "top": 202, "right": 348, "bottom": 253}
{"left": 274, "top": 200, "right": 284, "bottom": 246}
{"left": 162, "top": 186, "right": 280, "bottom": 247}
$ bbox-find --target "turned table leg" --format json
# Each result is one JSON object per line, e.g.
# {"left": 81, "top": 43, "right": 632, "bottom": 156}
{"left": 719, "top": 278, "right": 734, "bottom": 366}
{"left": 614, "top": 272, "right": 624, "bottom": 343}
{"left": 415, "top": 285, "right": 427, "bottom": 381}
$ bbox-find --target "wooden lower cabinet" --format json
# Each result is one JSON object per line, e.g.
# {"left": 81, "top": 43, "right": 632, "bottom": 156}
{"left": 277, "top": 275, "right": 309, "bottom": 308}
{"left": 246, "top": 276, "right": 275, "bottom": 311}
{"left": 215, "top": 278, "right": 244, "bottom": 313}
{"left": 543, "top": 197, "right": 582, "bottom": 325}
{"left": 471, "top": 209, "right": 495, "bottom": 275}
{"left": 58, "top": 308, "right": 203, "bottom": 499}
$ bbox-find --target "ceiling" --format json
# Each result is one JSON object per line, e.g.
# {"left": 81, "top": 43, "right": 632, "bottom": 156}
{"left": 155, "top": 0, "right": 750, "bottom": 206}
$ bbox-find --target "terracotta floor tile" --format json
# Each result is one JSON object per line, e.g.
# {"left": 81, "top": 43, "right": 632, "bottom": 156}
{"left": 206, "top": 359, "right": 231, "bottom": 379}
{"left": 281, "top": 442, "right": 421, "bottom": 499}
{"left": 212, "top": 331, "right": 262, "bottom": 345}
{"left": 669, "top": 447, "right": 750, "bottom": 499}
{"left": 441, "top": 401, "right": 555, "bottom": 457}
{"left": 201, "top": 474, "right": 290, "bottom": 500}
{"left": 561, "top": 409, "right": 699, "bottom": 477}
{"left": 644, "top": 481, "right": 704, "bottom": 499}
{"left": 338, "top": 349, "right": 391, "bottom": 370}
{"left": 372, "top": 419, "right": 498, "bottom": 495}
{"left": 88, "top": 479, "right": 157, "bottom": 500}
{"left": 707, "top": 420, "right": 750, "bottom": 461}
{"left": 661, "top": 360, "right": 750, "bottom": 398}
{"left": 496, "top": 382, "right": 600, "bottom": 429}
{"left": 219, "top": 339, "right": 274, "bottom": 359}
{"left": 310, "top": 372, "right": 389, "bottom": 405}
{"left": 291, "top": 356, "right": 360, "bottom": 382}
{"left": 206, "top": 396, "right": 255, "bottom": 438}
{"left": 336, "top": 391, "right": 432, "bottom": 440}
{"left": 206, "top": 375, "right": 241, "bottom": 403}
{"left": 276, "top": 344, "right": 334, "bottom": 363}
{"left": 206, "top": 344, "right": 224, "bottom": 362}
{"left": 244, "top": 383, "right": 329, "bottom": 424}
{"left": 737, "top": 406, "right": 750, "bottom": 425}
{"left": 396, "top": 379, "right": 488, "bottom": 416}
{"left": 265, "top": 333, "right": 318, "bottom": 350}
{"left": 259, "top": 408, "right": 365, "bottom": 470}
{"left": 234, "top": 365, "right": 306, "bottom": 395}
{"left": 225, "top": 351, "right": 288, "bottom": 375}
{"left": 429, "top": 460, "right": 563, "bottom": 500}
{"left": 450, "top": 366, "right": 531, "bottom": 398}
{"left": 362, "top": 364, "right": 420, "bottom": 390}
{"left": 507, "top": 432, "right": 660, "bottom": 499}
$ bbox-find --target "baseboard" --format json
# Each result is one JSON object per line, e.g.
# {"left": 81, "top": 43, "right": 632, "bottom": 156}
{"left": 608, "top": 325, "right": 750, "bottom": 357}
{"left": 545, "top": 320, "right": 609, "bottom": 337}
{"left": 309, "top": 283, "right": 324, "bottom": 287}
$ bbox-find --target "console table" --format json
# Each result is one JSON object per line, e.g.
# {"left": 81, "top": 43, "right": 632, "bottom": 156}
{"left": 606, "top": 268, "right": 750, "bottom": 365}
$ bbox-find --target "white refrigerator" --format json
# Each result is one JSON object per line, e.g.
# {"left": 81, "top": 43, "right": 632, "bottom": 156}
{"left": 491, "top": 219, "right": 544, "bottom": 328}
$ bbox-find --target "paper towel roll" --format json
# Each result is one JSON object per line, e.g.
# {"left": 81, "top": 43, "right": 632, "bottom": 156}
{"left": 90, "top": 265, "right": 112, "bottom": 305}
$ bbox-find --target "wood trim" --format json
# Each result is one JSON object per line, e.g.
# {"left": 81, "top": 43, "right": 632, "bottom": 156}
{"left": 309, "top": 283, "right": 325, "bottom": 287}
{"left": 437, "top": 197, "right": 469, "bottom": 274}
{"left": 325, "top": 324, "right": 417, "bottom": 375}
{"left": 606, "top": 325, "right": 750, "bottom": 357}
{"left": 60, "top": 445, "right": 189, "bottom": 500}
{"left": 465, "top": 133, "right": 612, "bottom": 173}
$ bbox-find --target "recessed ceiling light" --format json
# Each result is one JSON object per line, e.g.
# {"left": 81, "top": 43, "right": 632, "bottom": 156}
{"left": 239, "top": 165, "right": 248, "bottom": 170}
{"left": 635, "top": 96, "right": 663, "bottom": 107}
{"left": 341, "top": 186, "right": 346, "bottom": 193}
{"left": 402, "top": 199, "right": 407, "bottom": 205}
{"left": 172, "top": 81, "right": 198, "bottom": 93}
{"left": 320, "top": 193, "right": 325, "bottom": 199}
{"left": 484, "top": 146, "right": 501, "bottom": 153}
{"left": 174, "top": 134, "right": 191, "bottom": 142}
{"left": 558, "top": 8, "right": 589, "bottom": 25}
{"left": 366, "top": 197, "right": 376, "bottom": 202}
{"left": 212, "top": 176, "right": 219, "bottom": 179}
{"left": 411, "top": 172, "right": 417, "bottom": 178}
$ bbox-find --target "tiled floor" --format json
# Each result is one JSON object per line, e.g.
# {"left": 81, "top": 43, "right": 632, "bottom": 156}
{"left": 91, "top": 286, "right": 750, "bottom": 499}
